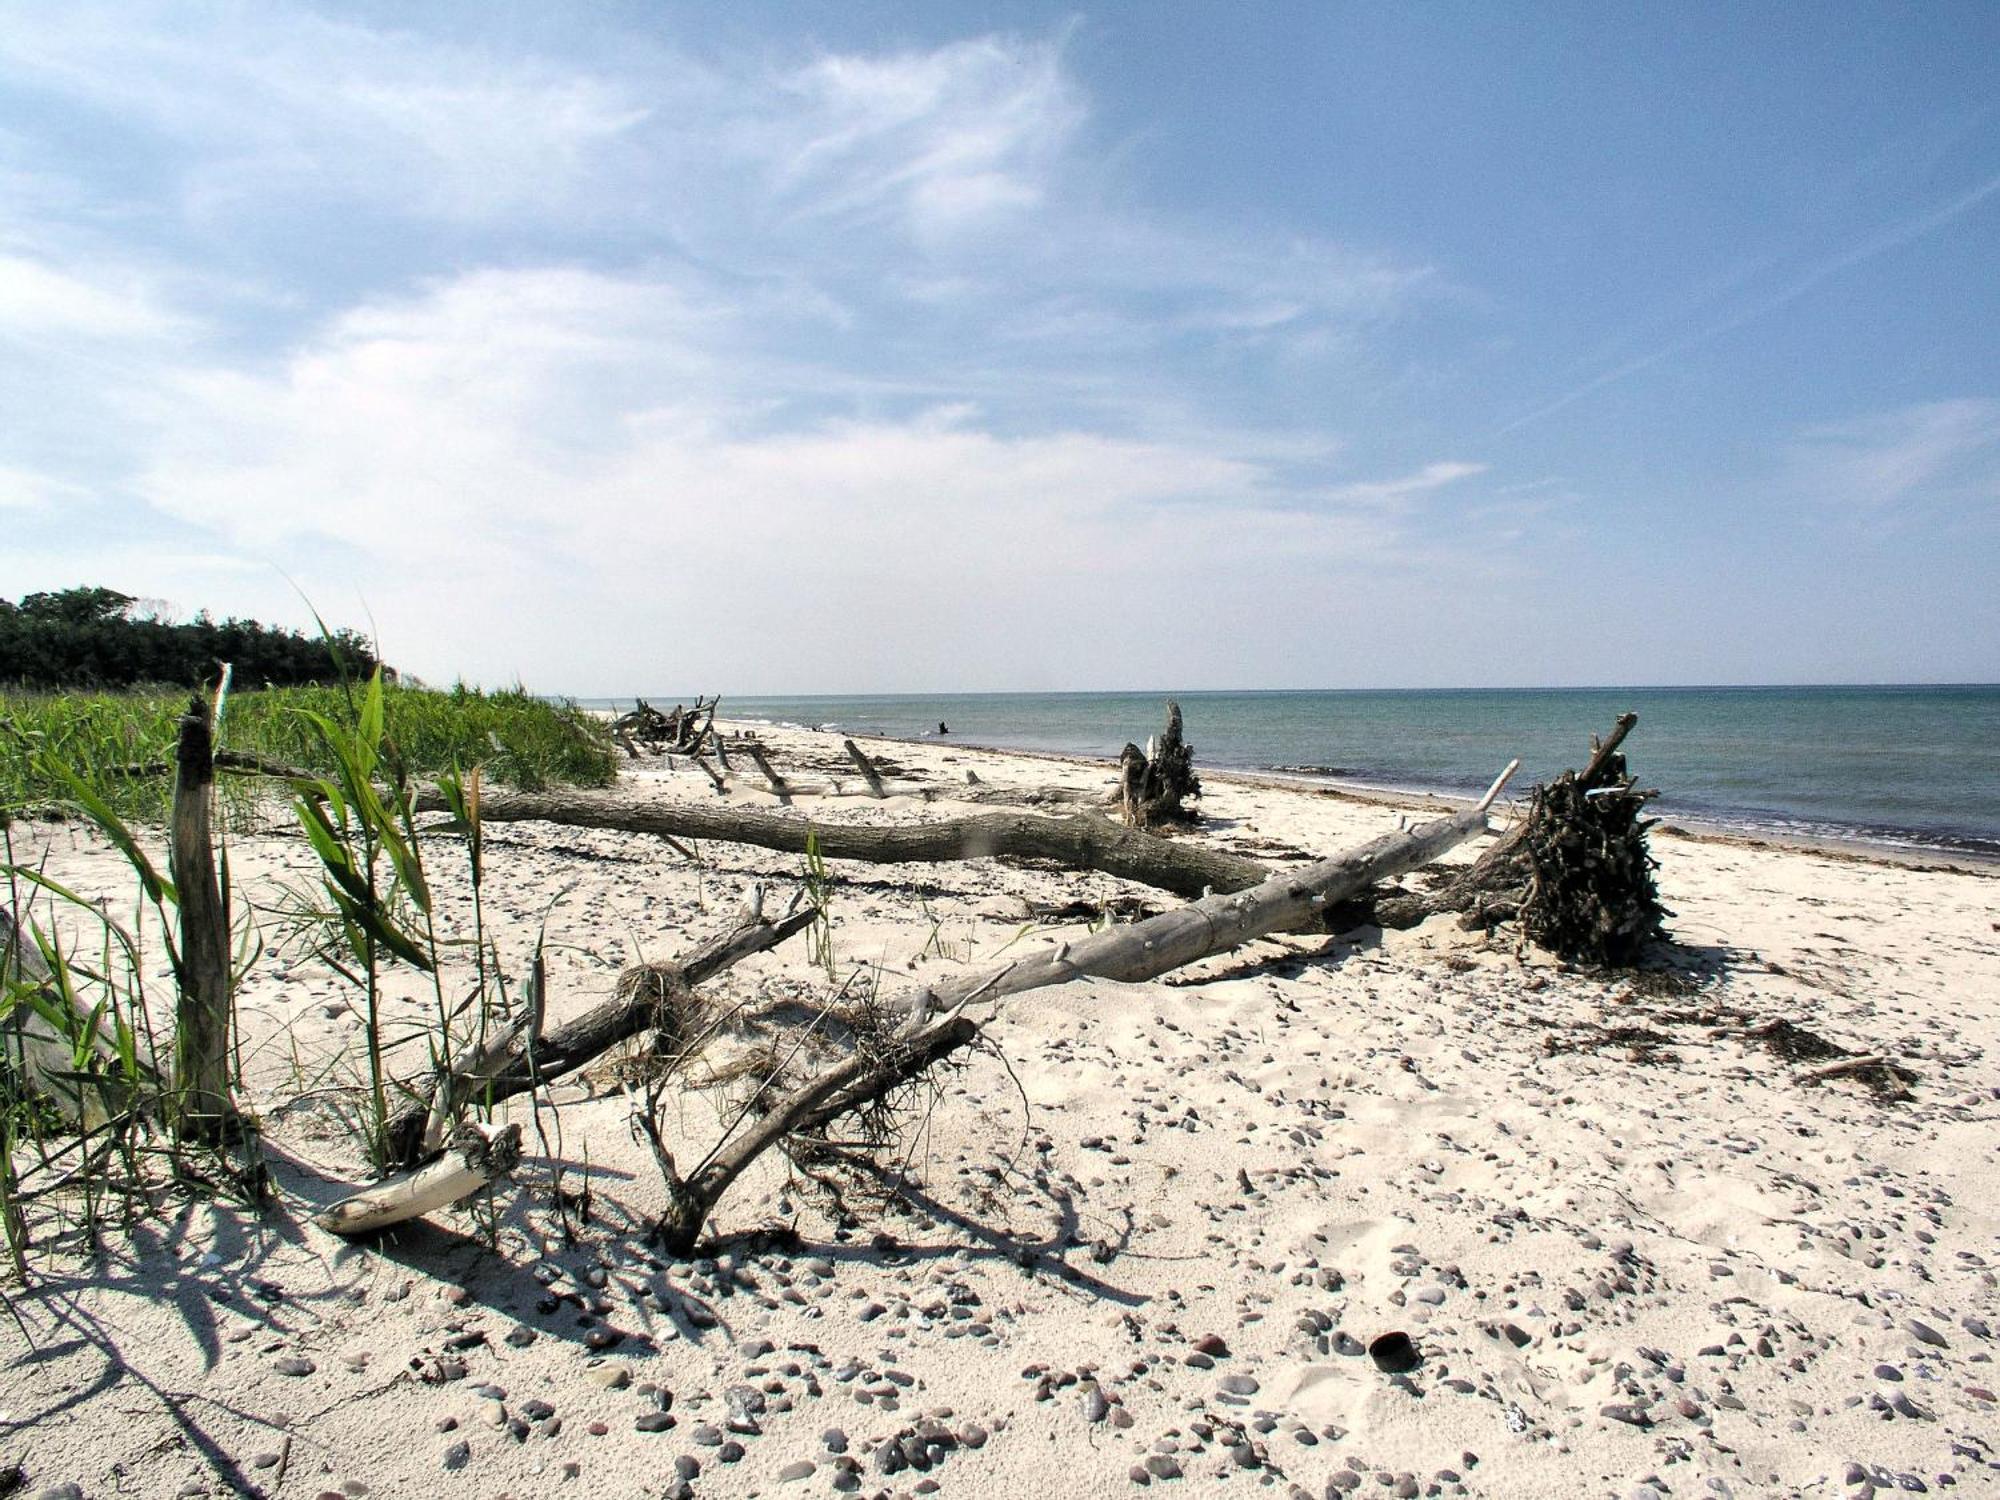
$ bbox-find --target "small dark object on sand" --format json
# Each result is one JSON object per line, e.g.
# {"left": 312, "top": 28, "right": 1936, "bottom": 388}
{"left": 1369, "top": 1332, "right": 1420, "bottom": 1374}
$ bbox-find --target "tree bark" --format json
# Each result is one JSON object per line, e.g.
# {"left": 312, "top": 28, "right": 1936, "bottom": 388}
{"left": 169, "top": 696, "right": 236, "bottom": 1140}
{"left": 415, "top": 789, "right": 1273, "bottom": 901}
{"left": 1118, "top": 701, "right": 1201, "bottom": 827}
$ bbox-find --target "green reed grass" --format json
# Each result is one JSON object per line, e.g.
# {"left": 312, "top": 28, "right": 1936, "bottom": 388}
{"left": 0, "top": 682, "right": 615, "bottom": 825}
{"left": 3, "top": 671, "right": 548, "bottom": 1271}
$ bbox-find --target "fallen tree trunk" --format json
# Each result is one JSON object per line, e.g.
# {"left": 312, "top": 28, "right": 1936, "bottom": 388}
{"left": 380, "top": 891, "right": 817, "bottom": 1167}
{"left": 645, "top": 761, "right": 1515, "bottom": 1253}
{"left": 843, "top": 739, "right": 888, "bottom": 798}
{"left": 888, "top": 760, "right": 1517, "bottom": 1017}
{"left": 415, "top": 789, "right": 1272, "bottom": 901}
{"left": 701, "top": 772, "right": 1110, "bottom": 808}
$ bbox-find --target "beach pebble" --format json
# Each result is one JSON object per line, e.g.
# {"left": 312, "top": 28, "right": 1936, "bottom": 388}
{"left": 273, "top": 1357, "right": 315, "bottom": 1377}
{"left": 441, "top": 1441, "right": 470, "bottom": 1471}
{"left": 778, "top": 1460, "right": 815, "bottom": 1482}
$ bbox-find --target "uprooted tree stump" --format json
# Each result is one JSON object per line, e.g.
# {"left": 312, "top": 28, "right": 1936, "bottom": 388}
{"left": 1359, "top": 713, "right": 1668, "bottom": 965}
{"left": 1515, "top": 749, "right": 1667, "bottom": 966}
{"left": 1119, "top": 700, "right": 1201, "bottom": 828}
{"left": 613, "top": 696, "right": 718, "bottom": 756}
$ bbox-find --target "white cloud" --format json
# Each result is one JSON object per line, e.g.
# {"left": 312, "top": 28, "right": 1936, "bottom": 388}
{"left": 0, "top": 10, "right": 1486, "bottom": 687}
{"left": 0, "top": 3, "right": 651, "bottom": 224}
{"left": 0, "top": 252, "right": 190, "bottom": 340}
{"left": 1789, "top": 398, "right": 2000, "bottom": 514}
{"left": 117, "top": 264, "right": 1488, "bottom": 686}
{"left": 761, "top": 35, "right": 1084, "bottom": 241}
{"left": 0, "top": 464, "right": 82, "bottom": 511}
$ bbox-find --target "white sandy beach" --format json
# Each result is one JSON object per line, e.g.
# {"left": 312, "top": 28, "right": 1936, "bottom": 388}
{"left": 4, "top": 723, "right": 1998, "bottom": 1500}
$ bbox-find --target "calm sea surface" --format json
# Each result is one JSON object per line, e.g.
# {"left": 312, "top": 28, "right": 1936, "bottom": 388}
{"left": 583, "top": 687, "right": 2000, "bottom": 860}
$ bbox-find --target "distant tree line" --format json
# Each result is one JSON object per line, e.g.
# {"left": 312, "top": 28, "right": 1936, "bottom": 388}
{"left": 0, "top": 586, "right": 379, "bottom": 690}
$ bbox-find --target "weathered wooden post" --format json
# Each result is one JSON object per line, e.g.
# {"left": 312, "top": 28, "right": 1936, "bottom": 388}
{"left": 170, "top": 694, "right": 235, "bottom": 1138}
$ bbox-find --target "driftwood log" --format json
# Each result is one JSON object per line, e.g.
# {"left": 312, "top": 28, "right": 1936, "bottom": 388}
{"left": 613, "top": 697, "right": 719, "bottom": 755}
{"left": 415, "top": 789, "right": 1271, "bottom": 902}
{"left": 643, "top": 761, "right": 1516, "bottom": 1253}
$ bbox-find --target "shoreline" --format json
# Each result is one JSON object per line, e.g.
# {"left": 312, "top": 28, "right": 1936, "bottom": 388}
{"left": 740, "top": 719, "right": 2000, "bottom": 876}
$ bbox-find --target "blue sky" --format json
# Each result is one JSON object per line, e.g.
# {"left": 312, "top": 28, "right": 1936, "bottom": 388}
{"left": 2, "top": 1, "right": 1996, "bottom": 692}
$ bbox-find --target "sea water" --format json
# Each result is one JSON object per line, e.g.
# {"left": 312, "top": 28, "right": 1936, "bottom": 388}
{"left": 585, "top": 686, "right": 2000, "bottom": 861}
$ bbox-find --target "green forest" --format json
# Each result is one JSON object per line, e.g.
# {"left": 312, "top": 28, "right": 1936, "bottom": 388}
{"left": 0, "top": 585, "right": 378, "bottom": 689}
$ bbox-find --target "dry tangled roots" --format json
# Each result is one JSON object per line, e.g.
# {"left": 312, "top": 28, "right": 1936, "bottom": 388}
{"left": 1517, "top": 756, "right": 1667, "bottom": 966}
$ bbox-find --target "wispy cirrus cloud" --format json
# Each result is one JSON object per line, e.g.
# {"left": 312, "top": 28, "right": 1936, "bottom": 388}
{"left": 1499, "top": 167, "right": 2000, "bottom": 437}
{"left": 759, "top": 34, "right": 1086, "bottom": 238}
{"left": 0, "top": 3, "right": 653, "bottom": 224}
{"left": 1787, "top": 398, "right": 2000, "bottom": 515}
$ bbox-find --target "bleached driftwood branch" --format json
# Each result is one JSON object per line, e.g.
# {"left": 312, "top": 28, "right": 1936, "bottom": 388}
{"left": 380, "top": 888, "right": 816, "bottom": 1167}
{"left": 316, "top": 1122, "right": 523, "bottom": 1235}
